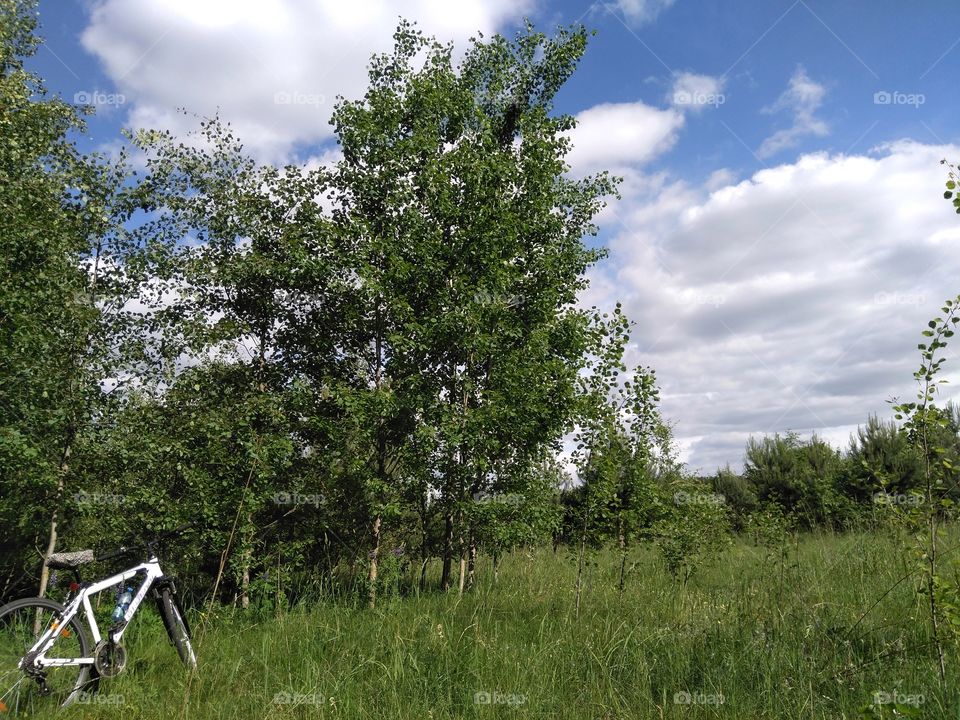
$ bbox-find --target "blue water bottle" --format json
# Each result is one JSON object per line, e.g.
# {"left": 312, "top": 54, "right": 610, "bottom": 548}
{"left": 111, "top": 586, "right": 134, "bottom": 622}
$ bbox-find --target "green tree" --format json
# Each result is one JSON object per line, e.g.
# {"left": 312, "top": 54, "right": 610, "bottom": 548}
{"left": 0, "top": 0, "right": 148, "bottom": 598}
{"left": 711, "top": 465, "right": 758, "bottom": 530}
{"left": 0, "top": 0, "right": 91, "bottom": 596}
{"left": 843, "top": 414, "right": 922, "bottom": 503}
{"left": 567, "top": 308, "right": 673, "bottom": 609}
{"left": 890, "top": 295, "right": 960, "bottom": 685}
{"left": 743, "top": 432, "right": 845, "bottom": 528}
{"left": 327, "top": 21, "right": 618, "bottom": 597}
{"left": 124, "top": 117, "right": 336, "bottom": 607}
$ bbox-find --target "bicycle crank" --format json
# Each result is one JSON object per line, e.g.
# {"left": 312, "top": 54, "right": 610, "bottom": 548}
{"left": 93, "top": 640, "right": 127, "bottom": 677}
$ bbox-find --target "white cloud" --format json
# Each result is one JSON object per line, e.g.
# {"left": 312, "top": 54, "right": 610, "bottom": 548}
{"left": 565, "top": 102, "right": 684, "bottom": 174}
{"left": 80, "top": 0, "right": 532, "bottom": 162}
{"left": 585, "top": 140, "right": 960, "bottom": 473}
{"left": 669, "top": 72, "right": 725, "bottom": 112}
{"left": 608, "top": 0, "right": 677, "bottom": 25}
{"left": 757, "top": 66, "right": 829, "bottom": 159}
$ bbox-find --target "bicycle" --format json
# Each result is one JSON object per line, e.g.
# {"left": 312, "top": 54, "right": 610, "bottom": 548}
{"left": 0, "top": 522, "right": 197, "bottom": 713}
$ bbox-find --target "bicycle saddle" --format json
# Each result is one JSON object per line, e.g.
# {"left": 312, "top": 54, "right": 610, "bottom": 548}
{"left": 46, "top": 550, "right": 95, "bottom": 570}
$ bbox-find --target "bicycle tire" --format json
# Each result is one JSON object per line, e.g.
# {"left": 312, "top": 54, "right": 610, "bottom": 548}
{"left": 0, "top": 597, "right": 93, "bottom": 713}
{"left": 157, "top": 588, "right": 196, "bottom": 669}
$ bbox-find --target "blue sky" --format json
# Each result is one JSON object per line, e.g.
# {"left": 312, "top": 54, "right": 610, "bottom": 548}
{"left": 34, "top": 2, "right": 960, "bottom": 171}
{"left": 29, "top": 0, "right": 960, "bottom": 472}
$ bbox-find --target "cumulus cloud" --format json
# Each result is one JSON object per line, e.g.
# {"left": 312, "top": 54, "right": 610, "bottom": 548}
{"left": 669, "top": 72, "right": 725, "bottom": 112}
{"left": 585, "top": 140, "right": 960, "bottom": 472}
{"left": 565, "top": 102, "right": 684, "bottom": 175}
{"left": 80, "top": 0, "right": 532, "bottom": 162}
{"left": 757, "top": 66, "right": 829, "bottom": 159}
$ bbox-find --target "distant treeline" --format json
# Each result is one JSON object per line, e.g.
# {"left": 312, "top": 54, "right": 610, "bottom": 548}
{"left": 707, "top": 412, "right": 960, "bottom": 531}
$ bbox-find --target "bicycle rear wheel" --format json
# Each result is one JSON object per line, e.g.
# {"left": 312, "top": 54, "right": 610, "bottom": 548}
{"left": 157, "top": 588, "right": 196, "bottom": 669}
{"left": 0, "top": 597, "right": 92, "bottom": 714}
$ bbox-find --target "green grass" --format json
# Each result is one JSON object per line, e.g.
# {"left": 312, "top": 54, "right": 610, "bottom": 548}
{"left": 33, "top": 529, "right": 960, "bottom": 719}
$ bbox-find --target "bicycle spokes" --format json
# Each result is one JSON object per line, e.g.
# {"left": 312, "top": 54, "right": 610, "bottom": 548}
{"left": 0, "top": 603, "right": 89, "bottom": 713}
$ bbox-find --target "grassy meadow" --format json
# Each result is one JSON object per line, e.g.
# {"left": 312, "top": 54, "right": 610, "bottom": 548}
{"left": 28, "top": 528, "right": 959, "bottom": 719}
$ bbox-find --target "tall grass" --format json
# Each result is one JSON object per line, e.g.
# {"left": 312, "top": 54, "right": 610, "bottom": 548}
{"left": 38, "top": 528, "right": 959, "bottom": 719}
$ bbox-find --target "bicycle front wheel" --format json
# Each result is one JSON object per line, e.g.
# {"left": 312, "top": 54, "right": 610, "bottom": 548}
{"left": 157, "top": 588, "right": 196, "bottom": 669}
{"left": 0, "top": 597, "right": 92, "bottom": 714}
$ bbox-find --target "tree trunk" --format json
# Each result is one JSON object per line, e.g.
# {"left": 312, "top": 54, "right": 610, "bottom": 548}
{"left": 239, "top": 513, "right": 255, "bottom": 610}
{"left": 929, "top": 510, "right": 946, "bottom": 685}
{"left": 369, "top": 302, "right": 387, "bottom": 610}
{"left": 465, "top": 534, "right": 477, "bottom": 591}
{"left": 38, "top": 440, "right": 72, "bottom": 600}
{"left": 617, "top": 517, "right": 627, "bottom": 602}
{"left": 418, "top": 557, "right": 429, "bottom": 593}
{"left": 441, "top": 512, "right": 454, "bottom": 590}
{"left": 368, "top": 514, "right": 382, "bottom": 608}
{"left": 463, "top": 470, "right": 483, "bottom": 593}
{"left": 418, "top": 514, "right": 429, "bottom": 593}
{"left": 456, "top": 521, "right": 466, "bottom": 596}
{"left": 575, "top": 507, "right": 588, "bottom": 619}
{"left": 275, "top": 546, "right": 283, "bottom": 615}
{"left": 240, "top": 564, "right": 251, "bottom": 610}
{"left": 457, "top": 551, "right": 467, "bottom": 596}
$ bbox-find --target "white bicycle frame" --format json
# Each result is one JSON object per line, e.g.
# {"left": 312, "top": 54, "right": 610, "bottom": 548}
{"left": 27, "top": 556, "right": 165, "bottom": 669}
